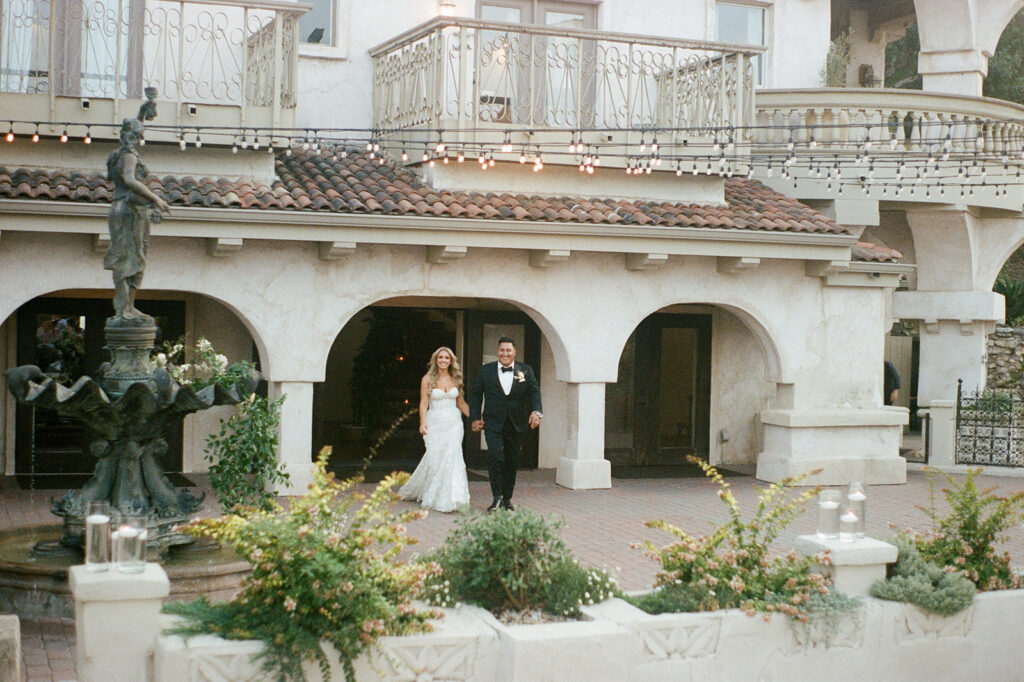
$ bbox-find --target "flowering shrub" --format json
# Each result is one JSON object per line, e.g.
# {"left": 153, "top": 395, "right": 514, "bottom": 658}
{"left": 893, "top": 468, "right": 1024, "bottom": 591}
{"left": 421, "top": 508, "right": 619, "bottom": 618}
{"left": 155, "top": 337, "right": 287, "bottom": 512}
{"left": 163, "top": 448, "right": 440, "bottom": 682}
{"left": 205, "top": 393, "right": 288, "bottom": 512}
{"left": 632, "top": 459, "right": 836, "bottom": 621}
{"left": 154, "top": 337, "right": 254, "bottom": 391}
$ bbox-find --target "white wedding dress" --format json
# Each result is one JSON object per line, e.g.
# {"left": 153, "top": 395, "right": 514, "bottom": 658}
{"left": 399, "top": 387, "right": 470, "bottom": 512}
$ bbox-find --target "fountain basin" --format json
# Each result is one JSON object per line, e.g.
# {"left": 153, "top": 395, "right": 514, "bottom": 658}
{"left": 0, "top": 524, "right": 250, "bottom": 619}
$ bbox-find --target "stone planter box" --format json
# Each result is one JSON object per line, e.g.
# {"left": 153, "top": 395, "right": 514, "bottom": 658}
{"left": 150, "top": 591, "right": 1024, "bottom": 681}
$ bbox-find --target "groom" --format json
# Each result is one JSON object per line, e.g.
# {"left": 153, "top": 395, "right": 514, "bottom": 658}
{"left": 469, "top": 337, "right": 542, "bottom": 511}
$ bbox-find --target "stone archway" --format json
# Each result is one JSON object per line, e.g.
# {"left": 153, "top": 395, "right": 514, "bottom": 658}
{"left": 914, "top": 0, "right": 1024, "bottom": 95}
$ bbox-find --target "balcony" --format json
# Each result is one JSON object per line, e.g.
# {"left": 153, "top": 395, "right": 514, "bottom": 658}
{"left": 755, "top": 89, "right": 1024, "bottom": 155}
{"left": 0, "top": 0, "right": 308, "bottom": 143}
{"left": 370, "top": 17, "right": 763, "bottom": 169}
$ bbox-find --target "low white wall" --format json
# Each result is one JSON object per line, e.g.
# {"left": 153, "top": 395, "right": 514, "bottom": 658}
{"left": 154, "top": 590, "right": 1024, "bottom": 682}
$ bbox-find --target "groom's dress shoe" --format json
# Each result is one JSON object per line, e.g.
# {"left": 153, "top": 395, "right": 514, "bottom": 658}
{"left": 500, "top": 499, "right": 514, "bottom": 511}
{"left": 487, "top": 497, "right": 502, "bottom": 512}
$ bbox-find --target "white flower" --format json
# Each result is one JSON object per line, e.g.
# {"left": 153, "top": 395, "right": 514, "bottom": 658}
{"left": 197, "top": 338, "right": 213, "bottom": 353}
{"left": 154, "top": 352, "right": 167, "bottom": 367}
{"left": 515, "top": 371, "right": 526, "bottom": 383}
{"left": 213, "top": 354, "right": 229, "bottom": 371}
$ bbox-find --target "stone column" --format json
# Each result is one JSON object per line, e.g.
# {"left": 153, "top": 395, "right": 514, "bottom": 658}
{"left": 918, "top": 50, "right": 986, "bottom": 97}
{"left": 892, "top": 291, "right": 1003, "bottom": 405}
{"left": 556, "top": 382, "right": 611, "bottom": 489}
{"left": 70, "top": 563, "right": 169, "bottom": 682}
{"left": 269, "top": 380, "right": 315, "bottom": 493}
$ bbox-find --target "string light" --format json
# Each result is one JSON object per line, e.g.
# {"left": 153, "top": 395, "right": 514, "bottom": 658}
{"left": 31, "top": 123, "right": 39, "bottom": 143}
{"left": 5, "top": 122, "right": 12, "bottom": 143}
{"left": 83, "top": 127, "right": 91, "bottom": 144}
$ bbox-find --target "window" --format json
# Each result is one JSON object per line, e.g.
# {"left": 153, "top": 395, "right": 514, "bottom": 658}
{"left": 716, "top": 1, "right": 767, "bottom": 85}
{"left": 299, "top": 0, "right": 333, "bottom": 44}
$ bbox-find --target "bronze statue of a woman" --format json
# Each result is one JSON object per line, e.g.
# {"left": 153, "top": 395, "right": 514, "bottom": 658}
{"left": 104, "top": 90, "right": 170, "bottom": 322}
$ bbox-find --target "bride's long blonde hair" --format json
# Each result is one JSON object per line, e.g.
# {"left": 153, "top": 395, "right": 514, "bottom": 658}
{"left": 426, "top": 346, "right": 463, "bottom": 390}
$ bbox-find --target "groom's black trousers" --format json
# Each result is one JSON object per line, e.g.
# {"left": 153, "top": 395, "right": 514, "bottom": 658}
{"left": 483, "top": 416, "right": 522, "bottom": 501}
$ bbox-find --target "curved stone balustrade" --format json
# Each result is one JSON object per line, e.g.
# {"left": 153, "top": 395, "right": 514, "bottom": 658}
{"left": 755, "top": 88, "right": 1024, "bottom": 157}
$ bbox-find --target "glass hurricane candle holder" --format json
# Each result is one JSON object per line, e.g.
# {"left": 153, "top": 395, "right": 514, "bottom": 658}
{"left": 847, "top": 481, "right": 866, "bottom": 538}
{"left": 84, "top": 501, "right": 112, "bottom": 572}
{"left": 817, "top": 490, "right": 841, "bottom": 539}
{"left": 114, "top": 514, "right": 148, "bottom": 574}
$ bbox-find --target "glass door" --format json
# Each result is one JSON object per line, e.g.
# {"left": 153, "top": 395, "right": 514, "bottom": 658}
{"left": 477, "top": 1, "right": 597, "bottom": 126}
{"left": 606, "top": 313, "right": 711, "bottom": 471}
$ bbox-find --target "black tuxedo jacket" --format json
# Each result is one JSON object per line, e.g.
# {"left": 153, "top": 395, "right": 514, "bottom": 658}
{"left": 468, "top": 361, "right": 542, "bottom": 433}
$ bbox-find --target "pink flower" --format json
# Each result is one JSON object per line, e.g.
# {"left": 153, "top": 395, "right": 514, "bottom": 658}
{"left": 284, "top": 597, "right": 297, "bottom": 613}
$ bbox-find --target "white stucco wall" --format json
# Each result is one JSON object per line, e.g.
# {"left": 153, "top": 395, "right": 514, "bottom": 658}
{"left": 0, "top": 224, "right": 903, "bottom": 483}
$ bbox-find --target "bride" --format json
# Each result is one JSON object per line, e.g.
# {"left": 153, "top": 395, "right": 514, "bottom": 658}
{"left": 399, "top": 347, "right": 470, "bottom": 512}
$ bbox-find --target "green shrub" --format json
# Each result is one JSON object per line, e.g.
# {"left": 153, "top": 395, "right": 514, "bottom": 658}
{"left": 154, "top": 337, "right": 287, "bottom": 512}
{"left": 910, "top": 468, "right": 1024, "bottom": 591}
{"left": 163, "top": 449, "right": 438, "bottom": 682}
{"left": 205, "top": 393, "right": 289, "bottom": 512}
{"left": 421, "top": 508, "right": 619, "bottom": 618}
{"left": 994, "top": 275, "right": 1024, "bottom": 327}
{"left": 632, "top": 458, "right": 834, "bottom": 620}
{"left": 820, "top": 30, "right": 852, "bottom": 87}
{"left": 870, "top": 537, "right": 976, "bottom": 615}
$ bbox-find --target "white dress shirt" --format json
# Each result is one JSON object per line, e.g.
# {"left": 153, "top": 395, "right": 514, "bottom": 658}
{"left": 498, "top": 361, "right": 514, "bottom": 395}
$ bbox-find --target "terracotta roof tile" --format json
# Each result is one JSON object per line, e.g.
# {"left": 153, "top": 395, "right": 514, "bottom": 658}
{"left": 0, "top": 150, "right": 858, "bottom": 246}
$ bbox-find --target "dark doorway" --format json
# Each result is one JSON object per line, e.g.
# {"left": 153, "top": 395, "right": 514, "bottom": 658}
{"left": 15, "top": 295, "right": 186, "bottom": 485}
{"left": 315, "top": 305, "right": 541, "bottom": 478}
{"left": 316, "top": 307, "right": 458, "bottom": 472}
{"left": 606, "top": 313, "right": 711, "bottom": 477}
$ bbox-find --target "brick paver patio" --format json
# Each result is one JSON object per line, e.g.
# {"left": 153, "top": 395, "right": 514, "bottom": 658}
{"left": 6, "top": 465, "right": 1024, "bottom": 681}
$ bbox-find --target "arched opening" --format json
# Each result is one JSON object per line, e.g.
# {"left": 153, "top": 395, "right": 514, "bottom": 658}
{"left": 605, "top": 303, "right": 780, "bottom": 477}
{"left": 984, "top": 7, "right": 1024, "bottom": 104}
{"left": 314, "top": 297, "right": 559, "bottom": 478}
{"left": 0, "top": 289, "right": 261, "bottom": 483}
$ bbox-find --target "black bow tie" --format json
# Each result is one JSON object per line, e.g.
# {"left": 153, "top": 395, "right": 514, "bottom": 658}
{"left": 501, "top": 366, "right": 514, "bottom": 373}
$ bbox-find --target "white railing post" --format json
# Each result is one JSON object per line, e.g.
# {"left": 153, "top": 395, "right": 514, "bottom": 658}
{"left": 271, "top": 10, "right": 283, "bottom": 130}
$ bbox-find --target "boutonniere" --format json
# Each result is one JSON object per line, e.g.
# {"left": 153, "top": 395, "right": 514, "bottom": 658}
{"left": 515, "top": 371, "right": 526, "bottom": 383}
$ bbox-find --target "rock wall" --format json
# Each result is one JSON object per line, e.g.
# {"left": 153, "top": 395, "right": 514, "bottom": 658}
{"left": 987, "top": 326, "right": 1024, "bottom": 389}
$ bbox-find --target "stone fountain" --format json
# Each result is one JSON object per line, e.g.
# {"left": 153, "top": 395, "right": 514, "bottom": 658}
{"left": 1, "top": 91, "right": 253, "bottom": 616}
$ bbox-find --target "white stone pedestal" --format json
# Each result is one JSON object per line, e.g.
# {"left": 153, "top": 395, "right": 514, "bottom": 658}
{"left": 0, "top": 614, "right": 19, "bottom": 682}
{"left": 70, "top": 563, "right": 170, "bottom": 682}
{"left": 795, "top": 535, "right": 897, "bottom": 596}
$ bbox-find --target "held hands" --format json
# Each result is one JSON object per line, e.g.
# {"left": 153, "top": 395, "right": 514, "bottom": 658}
{"left": 419, "top": 423, "right": 428, "bottom": 436}
{"left": 529, "top": 412, "right": 542, "bottom": 430}
{"left": 471, "top": 419, "right": 484, "bottom": 432}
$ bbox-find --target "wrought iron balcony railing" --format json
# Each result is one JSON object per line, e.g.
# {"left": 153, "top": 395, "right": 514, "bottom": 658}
{"left": 0, "top": 0, "right": 308, "bottom": 140}
{"left": 370, "top": 17, "right": 763, "bottom": 167}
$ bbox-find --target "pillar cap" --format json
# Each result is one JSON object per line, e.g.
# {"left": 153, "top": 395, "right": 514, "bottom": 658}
{"left": 795, "top": 534, "right": 898, "bottom": 566}
{"left": 70, "top": 563, "right": 170, "bottom": 601}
